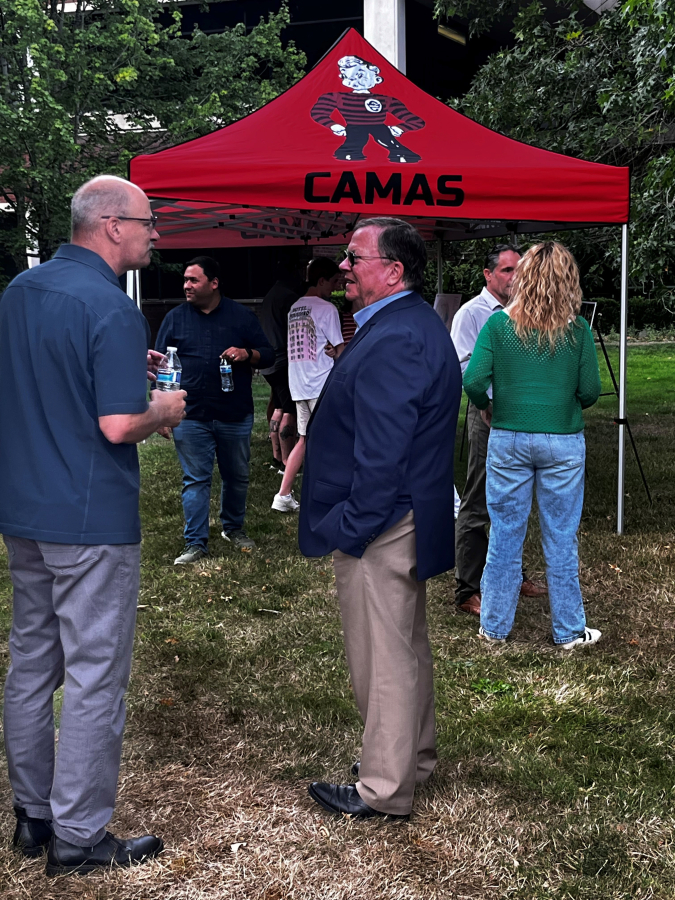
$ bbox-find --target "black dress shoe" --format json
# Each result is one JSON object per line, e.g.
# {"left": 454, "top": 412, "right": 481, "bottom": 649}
{"left": 12, "top": 806, "right": 53, "bottom": 858}
{"left": 308, "top": 782, "right": 409, "bottom": 820}
{"left": 45, "top": 831, "right": 164, "bottom": 877}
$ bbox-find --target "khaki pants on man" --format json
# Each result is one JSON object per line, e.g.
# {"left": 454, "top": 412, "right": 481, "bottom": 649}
{"left": 454, "top": 403, "right": 491, "bottom": 605}
{"left": 332, "top": 511, "right": 436, "bottom": 816}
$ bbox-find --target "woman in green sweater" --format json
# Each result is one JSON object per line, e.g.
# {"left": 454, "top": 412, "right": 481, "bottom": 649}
{"left": 463, "top": 241, "right": 602, "bottom": 649}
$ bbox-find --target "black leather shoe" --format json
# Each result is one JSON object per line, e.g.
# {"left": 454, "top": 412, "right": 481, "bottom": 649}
{"left": 12, "top": 807, "right": 53, "bottom": 858}
{"left": 45, "top": 831, "right": 163, "bottom": 877}
{"left": 308, "top": 782, "right": 409, "bottom": 820}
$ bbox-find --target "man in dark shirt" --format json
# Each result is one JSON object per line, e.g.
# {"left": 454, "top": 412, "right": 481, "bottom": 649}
{"left": 259, "top": 267, "right": 303, "bottom": 470}
{"left": 156, "top": 256, "right": 274, "bottom": 561}
{"left": 0, "top": 175, "right": 186, "bottom": 875}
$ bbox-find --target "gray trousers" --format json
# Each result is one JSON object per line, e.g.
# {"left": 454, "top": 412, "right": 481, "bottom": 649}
{"left": 3, "top": 537, "right": 140, "bottom": 846}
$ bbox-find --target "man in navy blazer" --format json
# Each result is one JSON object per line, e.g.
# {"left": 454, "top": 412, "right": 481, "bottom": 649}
{"left": 299, "top": 217, "right": 461, "bottom": 819}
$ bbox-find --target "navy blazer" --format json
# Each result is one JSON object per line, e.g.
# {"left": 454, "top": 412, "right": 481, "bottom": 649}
{"left": 298, "top": 291, "right": 462, "bottom": 581}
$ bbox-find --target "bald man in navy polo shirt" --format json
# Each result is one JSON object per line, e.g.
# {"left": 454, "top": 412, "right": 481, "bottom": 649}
{"left": 0, "top": 176, "right": 185, "bottom": 876}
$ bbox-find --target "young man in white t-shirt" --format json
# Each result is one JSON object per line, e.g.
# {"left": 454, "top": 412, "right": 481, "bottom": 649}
{"left": 272, "top": 258, "right": 344, "bottom": 512}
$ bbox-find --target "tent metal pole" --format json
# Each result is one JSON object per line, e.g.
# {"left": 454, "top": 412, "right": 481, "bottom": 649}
{"left": 617, "top": 223, "right": 629, "bottom": 534}
{"left": 437, "top": 239, "right": 443, "bottom": 295}
{"left": 126, "top": 270, "right": 142, "bottom": 311}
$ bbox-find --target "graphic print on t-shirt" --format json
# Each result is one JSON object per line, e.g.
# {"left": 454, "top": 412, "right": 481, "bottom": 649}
{"left": 310, "top": 55, "right": 425, "bottom": 164}
{"left": 288, "top": 305, "right": 317, "bottom": 363}
{"left": 287, "top": 295, "right": 344, "bottom": 402}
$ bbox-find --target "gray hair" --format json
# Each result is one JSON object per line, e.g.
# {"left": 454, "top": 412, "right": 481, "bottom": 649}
{"left": 71, "top": 175, "right": 134, "bottom": 237}
{"left": 485, "top": 242, "right": 521, "bottom": 273}
{"left": 354, "top": 217, "right": 427, "bottom": 292}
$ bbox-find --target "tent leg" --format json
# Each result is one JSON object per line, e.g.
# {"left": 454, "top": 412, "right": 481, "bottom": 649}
{"left": 617, "top": 223, "right": 629, "bottom": 534}
{"left": 437, "top": 239, "right": 443, "bottom": 295}
{"left": 126, "top": 270, "right": 142, "bottom": 311}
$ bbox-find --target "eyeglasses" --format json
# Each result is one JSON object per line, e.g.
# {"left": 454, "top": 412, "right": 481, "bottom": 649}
{"left": 101, "top": 215, "right": 158, "bottom": 228}
{"left": 341, "top": 249, "right": 395, "bottom": 267}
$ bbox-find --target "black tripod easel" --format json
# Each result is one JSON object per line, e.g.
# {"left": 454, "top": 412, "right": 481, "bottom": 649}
{"left": 593, "top": 310, "right": 652, "bottom": 505}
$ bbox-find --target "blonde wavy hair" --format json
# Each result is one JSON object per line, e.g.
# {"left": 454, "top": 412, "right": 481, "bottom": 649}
{"left": 507, "top": 241, "right": 583, "bottom": 349}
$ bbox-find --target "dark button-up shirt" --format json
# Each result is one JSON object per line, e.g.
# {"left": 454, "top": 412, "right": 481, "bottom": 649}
{"left": 0, "top": 244, "right": 150, "bottom": 544}
{"left": 259, "top": 277, "right": 302, "bottom": 374}
{"left": 155, "top": 296, "right": 274, "bottom": 422}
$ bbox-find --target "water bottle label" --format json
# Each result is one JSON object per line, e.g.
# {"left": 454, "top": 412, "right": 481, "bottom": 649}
{"left": 157, "top": 372, "right": 180, "bottom": 384}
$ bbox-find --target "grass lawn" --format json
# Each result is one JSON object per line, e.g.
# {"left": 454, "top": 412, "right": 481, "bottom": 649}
{"left": 0, "top": 344, "right": 673, "bottom": 899}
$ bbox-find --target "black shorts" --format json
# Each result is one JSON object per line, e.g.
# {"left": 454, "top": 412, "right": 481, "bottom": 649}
{"left": 264, "top": 368, "right": 295, "bottom": 416}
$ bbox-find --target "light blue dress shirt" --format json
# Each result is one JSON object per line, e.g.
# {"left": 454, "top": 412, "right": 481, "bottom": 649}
{"left": 352, "top": 290, "right": 412, "bottom": 330}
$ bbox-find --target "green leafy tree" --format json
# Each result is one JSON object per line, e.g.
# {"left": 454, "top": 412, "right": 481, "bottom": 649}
{"left": 0, "top": 1, "right": 304, "bottom": 281}
{"left": 434, "top": 0, "right": 539, "bottom": 37}
{"left": 433, "top": 0, "right": 675, "bottom": 309}
{"left": 152, "top": 12, "right": 306, "bottom": 140}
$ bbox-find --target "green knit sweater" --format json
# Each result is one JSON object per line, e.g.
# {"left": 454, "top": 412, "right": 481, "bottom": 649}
{"left": 462, "top": 311, "right": 601, "bottom": 434}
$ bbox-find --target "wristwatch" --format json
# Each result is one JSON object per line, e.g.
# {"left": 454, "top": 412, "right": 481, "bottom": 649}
{"left": 245, "top": 348, "right": 253, "bottom": 361}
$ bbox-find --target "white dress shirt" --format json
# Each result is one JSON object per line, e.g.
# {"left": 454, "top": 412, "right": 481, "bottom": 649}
{"left": 450, "top": 286, "right": 503, "bottom": 400}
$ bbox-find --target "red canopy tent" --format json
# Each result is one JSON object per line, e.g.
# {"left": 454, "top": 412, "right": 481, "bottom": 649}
{"left": 130, "top": 28, "right": 632, "bottom": 531}
{"left": 130, "top": 28, "right": 628, "bottom": 246}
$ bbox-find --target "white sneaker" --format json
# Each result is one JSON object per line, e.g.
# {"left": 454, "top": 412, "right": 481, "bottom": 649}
{"left": 271, "top": 492, "right": 300, "bottom": 512}
{"left": 478, "top": 626, "right": 506, "bottom": 643}
{"left": 560, "top": 627, "right": 601, "bottom": 650}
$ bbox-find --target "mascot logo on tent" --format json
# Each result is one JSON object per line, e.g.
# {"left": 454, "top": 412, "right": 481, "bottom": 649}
{"left": 310, "top": 55, "right": 425, "bottom": 163}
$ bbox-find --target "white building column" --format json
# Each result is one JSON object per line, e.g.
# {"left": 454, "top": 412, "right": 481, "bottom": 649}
{"left": 364, "top": 0, "right": 406, "bottom": 73}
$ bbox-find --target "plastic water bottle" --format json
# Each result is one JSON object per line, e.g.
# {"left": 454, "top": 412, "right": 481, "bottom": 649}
{"left": 220, "top": 357, "right": 234, "bottom": 392}
{"left": 157, "top": 347, "right": 182, "bottom": 391}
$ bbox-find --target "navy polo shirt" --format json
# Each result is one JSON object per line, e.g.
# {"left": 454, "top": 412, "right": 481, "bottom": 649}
{"left": 0, "top": 245, "right": 150, "bottom": 544}
{"left": 155, "top": 297, "right": 274, "bottom": 422}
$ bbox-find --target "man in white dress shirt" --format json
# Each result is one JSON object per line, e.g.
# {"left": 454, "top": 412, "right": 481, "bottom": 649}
{"left": 450, "top": 244, "right": 546, "bottom": 615}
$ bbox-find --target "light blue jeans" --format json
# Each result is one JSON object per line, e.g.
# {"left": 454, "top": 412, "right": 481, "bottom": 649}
{"left": 172, "top": 416, "right": 253, "bottom": 550}
{"left": 480, "top": 429, "right": 587, "bottom": 645}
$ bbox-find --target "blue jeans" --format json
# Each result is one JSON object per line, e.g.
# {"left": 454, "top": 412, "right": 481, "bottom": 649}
{"left": 172, "top": 416, "right": 253, "bottom": 550}
{"left": 480, "top": 429, "right": 587, "bottom": 645}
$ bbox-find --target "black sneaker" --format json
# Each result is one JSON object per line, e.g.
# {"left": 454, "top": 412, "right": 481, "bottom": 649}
{"left": 45, "top": 831, "right": 163, "bottom": 877}
{"left": 12, "top": 806, "right": 53, "bottom": 858}
{"left": 173, "top": 545, "right": 207, "bottom": 565}
{"left": 221, "top": 529, "right": 256, "bottom": 551}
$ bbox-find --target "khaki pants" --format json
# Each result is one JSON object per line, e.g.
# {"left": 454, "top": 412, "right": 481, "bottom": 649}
{"left": 454, "top": 402, "right": 491, "bottom": 605}
{"left": 333, "top": 511, "right": 436, "bottom": 815}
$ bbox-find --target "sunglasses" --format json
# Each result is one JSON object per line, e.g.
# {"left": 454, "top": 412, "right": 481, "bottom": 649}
{"left": 341, "top": 250, "right": 396, "bottom": 267}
